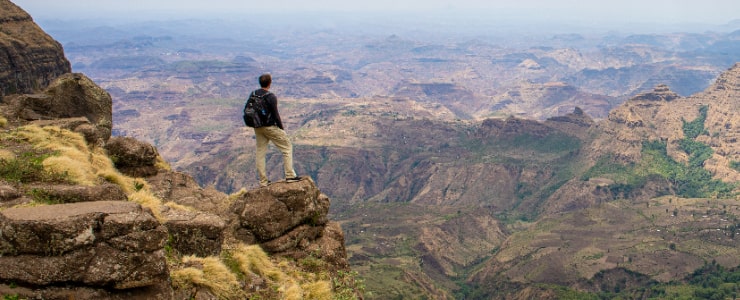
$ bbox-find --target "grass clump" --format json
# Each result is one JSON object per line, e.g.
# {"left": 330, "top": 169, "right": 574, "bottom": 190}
{"left": 5, "top": 125, "right": 169, "bottom": 216}
{"left": 128, "top": 190, "right": 164, "bottom": 221}
{"left": 171, "top": 243, "right": 340, "bottom": 300}
{"left": 171, "top": 256, "right": 245, "bottom": 300}
{"left": 0, "top": 151, "right": 69, "bottom": 183}
{"left": 13, "top": 125, "right": 99, "bottom": 185}
{"left": 229, "top": 243, "right": 333, "bottom": 300}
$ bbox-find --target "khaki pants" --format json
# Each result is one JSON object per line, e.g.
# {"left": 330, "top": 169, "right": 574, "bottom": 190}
{"left": 254, "top": 126, "right": 296, "bottom": 186}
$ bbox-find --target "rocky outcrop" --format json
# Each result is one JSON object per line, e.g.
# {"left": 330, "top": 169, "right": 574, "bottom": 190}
{"left": 161, "top": 207, "right": 226, "bottom": 257}
{"left": 229, "top": 177, "right": 349, "bottom": 271}
{"left": 629, "top": 84, "right": 679, "bottom": 102}
{"left": 0, "top": 0, "right": 71, "bottom": 96}
{"left": 478, "top": 116, "right": 557, "bottom": 139}
{"left": 146, "top": 170, "right": 228, "bottom": 214}
{"left": 0, "top": 201, "right": 172, "bottom": 299}
{"left": 2, "top": 73, "right": 113, "bottom": 144}
{"left": 106, "top": 136, "right": 161, "bottom": 177}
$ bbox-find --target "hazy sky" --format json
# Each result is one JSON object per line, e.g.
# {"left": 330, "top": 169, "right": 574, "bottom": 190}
{"left": 12, "top": 0, "right": 740, "bottom": 26}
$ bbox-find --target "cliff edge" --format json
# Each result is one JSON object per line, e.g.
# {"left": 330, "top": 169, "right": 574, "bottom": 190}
{"left": 0, "top": 0, "right": 70, "bottom": 96}
{"left": 0, "top": 1, "right": 353, "bottom": 299}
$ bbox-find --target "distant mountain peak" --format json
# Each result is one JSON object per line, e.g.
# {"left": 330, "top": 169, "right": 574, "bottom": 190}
{"left": 630, "top": 84, "right": 680, "bottom": 102}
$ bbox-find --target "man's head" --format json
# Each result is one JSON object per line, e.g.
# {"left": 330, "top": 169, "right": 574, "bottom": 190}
{"left": 259, "top": 74, "right": 272, "bottom": 88}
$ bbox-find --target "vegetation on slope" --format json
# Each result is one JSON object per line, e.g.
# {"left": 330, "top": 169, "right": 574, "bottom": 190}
{"left": 544, "top": 262, "right": 740, "bottom": 299}
{"left": 583, "top": 105, "right": 735, "bottom": 199}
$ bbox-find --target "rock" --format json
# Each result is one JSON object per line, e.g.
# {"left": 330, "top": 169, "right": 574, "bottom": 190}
{"left": 29, "top": 116, "right": 100, "bottom": 145}
{"left": 106, "top": 136, "right": 160, "bottom": 177}
{"left": 294, "top": 221, "right": 350, "bottom": 271}
{"left": 228, "top": 177, "right": 348, "bottom": 270}
{"left": 0, "top": 201, "right": 170, "bottom": 290}
{"left": 630, "top": 84, "right": 680, "bottom": 102}
{"left": 260, "top": 223, "right": 325, "bottom": 253}
{"left": 546, "top": 106, "right": 595, "bottom": 128}
{"left": 0, "top": 280, "right": 174, "bottom": 300}
{"left": 0, "top": 0, "right": 71, "bottom": 96}
{"left": 0, "top": 181, "right": 21, "bottom": 201}
{"left": 230, "top": 177, "right": 329, "bottom": 242}
{"left": 25, "top": 183, "right": 127, "bottom": 203}
{"left": 161, "top": 207, "right": 226, "bottom": 257}
{"left": 43, "top": 73, "right": 113, "bottom": 142}
{"left": 478, "top": 116, "right": 557, "bottom": 139}
{"left": 146, "top": 170, "right": 228, "bottom": 214}
{"left": 2, "top": 73, "right": 113, "bottom": 144}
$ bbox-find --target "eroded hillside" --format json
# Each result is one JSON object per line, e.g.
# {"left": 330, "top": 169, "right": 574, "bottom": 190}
{"left": 23, "top": 8, "right": 740, "bottom": 299}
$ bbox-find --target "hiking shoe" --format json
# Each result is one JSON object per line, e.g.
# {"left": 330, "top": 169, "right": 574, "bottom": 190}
{"left": 285, "top": 176, "right": 302, "bottom": 183}
{"left": 260, "top": 181, "right": 272, "bottom": 187}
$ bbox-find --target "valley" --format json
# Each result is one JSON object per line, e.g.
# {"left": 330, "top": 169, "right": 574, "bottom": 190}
{"left": 36, "top": 16, "right": 740, "bottom": 299}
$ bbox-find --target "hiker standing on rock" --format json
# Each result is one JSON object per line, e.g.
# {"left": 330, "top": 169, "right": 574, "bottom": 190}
{"left": 246, "top": 74, "right": 300, "bottom": 187}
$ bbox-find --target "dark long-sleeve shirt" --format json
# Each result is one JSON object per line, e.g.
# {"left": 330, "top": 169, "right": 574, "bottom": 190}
{"left": 253, "top": 88, "right": 283, "bottom": 129}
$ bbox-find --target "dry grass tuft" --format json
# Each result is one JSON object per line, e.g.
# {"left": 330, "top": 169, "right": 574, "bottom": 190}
{"left": 128, "top": 190, "right": 164, "bottom": 221}
{"left": 0, "top": 116, "right": 7, "bottom": 128}
{"left": 164, "top": 201, "right": 195, "bottom": 212}
{"left": 15, "top": 125, "right": 98, "bottom": 185}
{"left": 171, "top": 256, "right": 244, "bottom": 299}
{"left": 11, "top": 125, "right": 168, "bottom": 218}
{"left": 301, "top": 281, "right": 333, "bottom": 300}
{"left": 231, "top": 244, "right": 284, "bottom": 281}
{"left": 228, "top": 243, "right": 334, "bottom": 300}
{"left": 0, "top": 149, "right": 15, "bottom": 161}
{"left": 155, "top": 155, "right": 171, "bottom": 171}
{"left": 43, "top": 155, "right": 97, "bottom": 185}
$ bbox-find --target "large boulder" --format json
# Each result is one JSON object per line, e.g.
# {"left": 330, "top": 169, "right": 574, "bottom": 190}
{"left": 228, "top": 177, "right": 349, "bottom": 271}
{"left": 0, "top": 201, "right": 170, "bottom": 292}
{"left": 2, "top": 73, "right": 112, "bottom": 144}
{"left": 161, "top": 207, "right": 226, "bottom": 257}
{"left": 147, "top": 170, "right": 229, "bottom": 214}
{"left": 105, "top": 136, "right": 161, "bottom": 177}
{"left": 230, "top": 177, "right": 329, "bottom": 242}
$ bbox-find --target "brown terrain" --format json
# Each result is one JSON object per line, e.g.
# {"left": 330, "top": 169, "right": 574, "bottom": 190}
{"left": 2, "top": 0, "right": 739, "bottom": 298}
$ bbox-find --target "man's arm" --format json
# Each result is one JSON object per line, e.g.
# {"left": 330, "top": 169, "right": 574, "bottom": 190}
{"left": 267, "top": 94, "right": 284, "bottom": 130}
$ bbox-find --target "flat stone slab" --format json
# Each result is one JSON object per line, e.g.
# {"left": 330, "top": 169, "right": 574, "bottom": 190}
{"left": 0, "top": 201, "right": 168, "bottom": 289}
{"left": 1, "top": 200, "right": 139, "bottom": 221}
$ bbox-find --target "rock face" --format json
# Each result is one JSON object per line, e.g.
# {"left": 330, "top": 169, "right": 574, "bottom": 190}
{"left": 0, "top": 201, "right": 172, "bottom": 298}
{"left": 146, "top": 170, "right": 228, "bottom": 214}
{"left": 2, "top": 73, "right": 113, "bottom": 144}
{"left": 229, "top": 177, "right": 349, "bottom": 270}
{"left": 0, "top": 0, "right": 71, "bottom": 96}
{"left": 106, "top": 136, "right": 161, "bottom": 177}
{"left": 161, "top": 207, "right": 226, "bottom": 257}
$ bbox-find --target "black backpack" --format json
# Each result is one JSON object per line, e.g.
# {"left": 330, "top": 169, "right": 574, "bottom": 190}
{"left": 242, "top": 91, "right": 272, "bottom": 128}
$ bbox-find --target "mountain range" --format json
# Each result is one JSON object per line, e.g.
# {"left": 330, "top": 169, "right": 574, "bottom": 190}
{"left": 3, "top": 2, "right": 740, "bottom": 298}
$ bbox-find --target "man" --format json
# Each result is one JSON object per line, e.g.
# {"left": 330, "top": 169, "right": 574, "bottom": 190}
{"left": 250, "top": 74, "right": 300, "bottom": 186}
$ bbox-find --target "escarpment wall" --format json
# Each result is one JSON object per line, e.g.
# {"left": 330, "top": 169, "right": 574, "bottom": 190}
{"left": 0, "top": 0, "right": 71, "bottom": 96}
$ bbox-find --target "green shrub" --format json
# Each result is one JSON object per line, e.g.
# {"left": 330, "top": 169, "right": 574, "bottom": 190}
{"left": 730, "top": 161, "right": 740, "bottom": 172}
{"left": 682, "top": 105, "right": 708, "bottom": 139}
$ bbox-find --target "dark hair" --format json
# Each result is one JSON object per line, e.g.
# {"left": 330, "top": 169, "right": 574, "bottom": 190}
{"left": 259, "top": 74, "right": 272, "bottom": 88}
